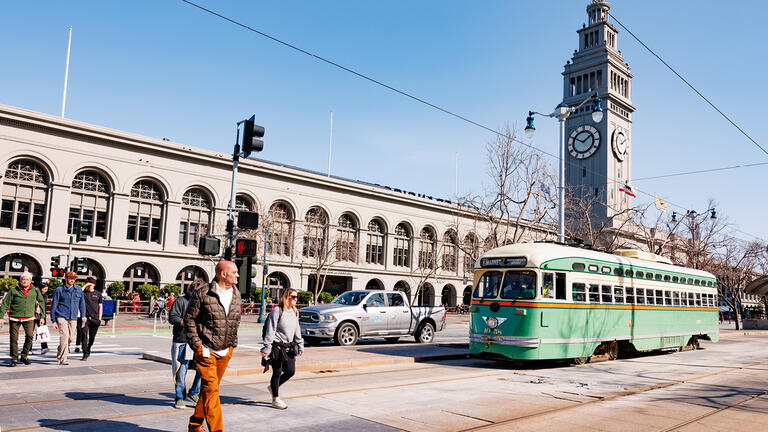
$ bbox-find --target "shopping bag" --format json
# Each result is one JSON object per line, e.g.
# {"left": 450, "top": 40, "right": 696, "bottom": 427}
{"left": 36, "top": 325, "right": 50, "bottom": 343}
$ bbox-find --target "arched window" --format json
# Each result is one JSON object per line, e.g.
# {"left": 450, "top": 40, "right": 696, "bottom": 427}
{"left": 69, "top": 171, "right": 110, "bottom": 239}
{"left": 302, "top": 207, "right": 328, "bottom": 258}
{"left": 267, "top": 202, "right": 293, "bottom": 256}
{"left": 0, "top": 253, "right": 41, "bottom": 280}
{"left": 393, "top": 223, "right": 411, "bottom": 267}
{"left": 179, "top": 188, "right": 211, "bottom": 246}
{"left": 365, "top": 219, "right": 385, "bottom": 265}
{"left": 1, "top": 160, "right": 49, "bottom": 232}
{"left": 176, "top": 266, "right": 208, "bottom": 292}
{"left": 235, "top": 195, "right": 253, "bottom": 211}
{"left": 463, "top": 234, "right": 478, "bottom": 274}
{"left": 442, "top": 231, "right": 458, "bottom": 272}
{"left": 336, "top": 214, "right": 358, "bottom": 262}
{"left": 418, "top": 227, "right": 436, "bottom": 269}
{"left": 127, "top": 180, "right": 164, "bottom": 243}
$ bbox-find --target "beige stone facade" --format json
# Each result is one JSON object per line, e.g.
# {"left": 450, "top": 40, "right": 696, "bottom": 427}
{"left": 0, "top": 104, "right": 547, "bottom": 306}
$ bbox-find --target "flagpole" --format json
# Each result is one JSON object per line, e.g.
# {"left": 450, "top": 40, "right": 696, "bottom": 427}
{"left": 61, "top": 26, "right": 73, "bottom": 118}
{"left": 327, "top": 110, "right": 333, "bottom": 177}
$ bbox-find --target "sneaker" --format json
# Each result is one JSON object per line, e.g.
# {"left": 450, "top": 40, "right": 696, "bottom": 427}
{"left": 188, "top": 394, "right": 199, "bottom": 404}
{"left": 60, "top": 361, "right": 69, "bottom": 366}
{"left": 41, "top": 348, "right": 49, "bottom": 355}
{"left": 271, "top": 398, "right": 287, "bottom": 410}
{"left": 75, "top": 347, "right": 81, "bottom": 353}
{"left": 21, "top": 358, "right": 30, "bottom": 365}
{"left": 80, "top": 355, "right": 89, "bottom": 361}
{"left": 267, "top": 385, "right": 274, "bottom": 398}
{"left": 174, "top": 399, "right": 186, "bottom": 409}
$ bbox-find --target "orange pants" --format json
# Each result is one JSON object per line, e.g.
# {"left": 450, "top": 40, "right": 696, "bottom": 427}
{"left": 188, "top": 346, "right": 233, "bottom": 432}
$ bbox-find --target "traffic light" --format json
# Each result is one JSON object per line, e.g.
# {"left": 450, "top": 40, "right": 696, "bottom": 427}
{"left": 237, "top": 211, "right": 259, "bottom": 229}
{"left": 235, "top": 239, "right": 258, "bottom": 257}
{"left": 198, "top": 237, "right": 221, "bottom": 256}
{"left": 51, "top": 268, "right": 65, "bottom": 278}
{"left": 70, "top": 256, "right": 79, "bottom": 273}
{"left": 236, "top": 257, "right": 253, "bottom": 297}
{"left": 73, "top": 219, "right": 87, "bottom": 242}
{"left": 51, "top": 255, "right": 61, "bottom": 269}
{"left": 241, "top": 115, "right": 264, "bottom": 158}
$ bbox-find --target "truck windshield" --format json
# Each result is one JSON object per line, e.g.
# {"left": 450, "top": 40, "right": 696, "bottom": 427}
{"left": 500, "top": 271, "right": 536, "bottom": 300}
{"left": 333, "top": 291, "right": 368, "bottom": 305}
{"left": 473, "top": 271, "right": 502, "bottom": 299}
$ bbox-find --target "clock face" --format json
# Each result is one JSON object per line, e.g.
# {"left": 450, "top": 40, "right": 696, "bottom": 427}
{"left": 568, "top": 125, "right": 600, "bottom": 159}
{"left": 613, "top": 131, "right": 628, "bottom": 161}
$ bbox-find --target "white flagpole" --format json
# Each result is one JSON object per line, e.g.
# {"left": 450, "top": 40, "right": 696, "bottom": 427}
{"left": 327, "top": 110, "right": 333, "bottom": 177}
{"left": 61, "top": 26, "right": 73, "bottom": 118}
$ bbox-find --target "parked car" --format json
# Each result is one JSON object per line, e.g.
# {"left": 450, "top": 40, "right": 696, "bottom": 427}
{"left": 299, "top": 290, "right": 447, "bottom": 346}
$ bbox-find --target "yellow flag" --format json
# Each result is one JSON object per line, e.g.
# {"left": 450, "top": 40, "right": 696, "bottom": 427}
{"left": 655, "top": 197, "right": 668, "bottom": 213}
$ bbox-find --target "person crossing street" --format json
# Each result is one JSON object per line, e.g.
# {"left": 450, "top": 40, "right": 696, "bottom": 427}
{"left": 0, "top": 272, "right": 46, "bottom": 367}
{"left": 50, "top": 272, "right": 86, "bottom": 365}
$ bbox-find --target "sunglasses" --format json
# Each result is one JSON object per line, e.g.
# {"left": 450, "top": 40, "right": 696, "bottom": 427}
{"left": 290, "top": 295, "right": 298, "bottom": 299}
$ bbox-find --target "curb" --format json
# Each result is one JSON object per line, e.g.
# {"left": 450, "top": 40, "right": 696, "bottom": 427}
{"left": 141, "top": 351, "right": 470, "bottom": 376}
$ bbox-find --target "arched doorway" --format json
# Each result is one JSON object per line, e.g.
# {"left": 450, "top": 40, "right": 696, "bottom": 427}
{"left": 73, "top": 258, "right": 106, "bottom": 291}
{"left": 417, "top": 283, "right": 435, "bottom": 307}
{"left": 123, "top": 262, "right": 160, "bottom": 292}
{"left": 463, "top": 285, "right": 472, "bottom": 305}
{"left": 394, "top": 280, "right": 411, "bottom": 303}
{"left": 441, "top": 284, "right": 457, "bottom": 307}
{"left": 0, "top": 253, "right": 41, "bottom": 281}
{"left": 267, "top": 271, "right": 290, "bottom": 302}
{"left": 176, "top": 266, "right": 209, "bottom": 294}
{"left": 365, "top": 278, "right": 384, "bottom": 290}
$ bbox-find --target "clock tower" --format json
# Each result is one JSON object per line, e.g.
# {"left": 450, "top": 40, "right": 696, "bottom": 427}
{"left": 563, "top": 0, "right": 635, "bottom": 221}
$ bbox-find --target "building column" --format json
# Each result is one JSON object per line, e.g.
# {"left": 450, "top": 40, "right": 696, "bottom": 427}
{"left": 109, "top": 192, "right": 130, "bottom": 247}
{"left": 46, "top": 183, "right": 71, "bottom": 242}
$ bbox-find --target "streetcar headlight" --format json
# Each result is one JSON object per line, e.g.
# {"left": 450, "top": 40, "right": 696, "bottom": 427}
{"left": 484, "top": 316, "right": 499, "bottom": 329}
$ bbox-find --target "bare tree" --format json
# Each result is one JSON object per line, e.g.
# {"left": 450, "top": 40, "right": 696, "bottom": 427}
{"left": 564, "top": 190, "right": 636, "bottom": 251}
{"left": 708, "top": 239, "right": 764, "bottom": 329}
{"left": 458, "top": 125, "right": 556, "bottom": 248}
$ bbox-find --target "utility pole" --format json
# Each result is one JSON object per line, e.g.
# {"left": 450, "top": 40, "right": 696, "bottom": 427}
{"left": 259, "top": 227, "right": 270, "bottom": 323}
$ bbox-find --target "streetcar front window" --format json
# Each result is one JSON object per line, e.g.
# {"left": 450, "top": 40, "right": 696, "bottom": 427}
{"left": 500, "top": 271, "right": 536, "bottom": 300}
{"left": 473, "top": 271, "right": 502, "bottom": 299}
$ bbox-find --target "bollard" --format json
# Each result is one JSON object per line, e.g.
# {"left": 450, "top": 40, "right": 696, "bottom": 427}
{"left": 111, "top": 312, "right": 116, "bottom": 337}
{"left": 153, "top": 312, "right": 157, "bottom": 337}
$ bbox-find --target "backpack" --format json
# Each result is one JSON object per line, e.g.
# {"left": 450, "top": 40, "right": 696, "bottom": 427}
{"left": 261, "top": 306, "right": 283, "bottom": 339}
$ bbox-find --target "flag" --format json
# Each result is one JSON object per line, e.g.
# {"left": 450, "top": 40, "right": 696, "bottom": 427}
{"left": 655, "top": 197, "right": 669, "bottom": 213}
{"left": 619, "top": 183, "right": 636, "bottom": 197}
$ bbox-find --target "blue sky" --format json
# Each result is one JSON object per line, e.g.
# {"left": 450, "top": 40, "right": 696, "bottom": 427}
{"left": 2, "top": 1, "right": 766, "bottom": 241}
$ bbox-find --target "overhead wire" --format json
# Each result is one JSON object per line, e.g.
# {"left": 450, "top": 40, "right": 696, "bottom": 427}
{"left": 179, "top": 0, "right": 765, "bottom": 241}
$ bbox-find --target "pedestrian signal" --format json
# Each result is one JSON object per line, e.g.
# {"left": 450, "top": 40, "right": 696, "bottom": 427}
{"left": 235, "top": 239, "right": 258, "bottom": 257}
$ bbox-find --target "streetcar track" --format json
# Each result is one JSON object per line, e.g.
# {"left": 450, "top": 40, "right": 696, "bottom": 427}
{"left": 5, "top": 357, "right": 768, "bottom": 431}
{"left": 660, "top": 391, "right": 768, "bottom": 432}
{"left": 457, "top": 359, "right": 768, "bottom": 432}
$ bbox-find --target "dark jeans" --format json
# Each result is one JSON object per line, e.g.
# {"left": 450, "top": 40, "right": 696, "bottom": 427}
{"left": 76, "top": 319, "right": 84, "bottom": 346}
{"left": 9, "top": 320, "right": 35, "bottom": 362}
{"left": 269, "top": 353, "right": 296, "bottom": 397}
{"left": 82, "top": 319, "right": 100, "bottom": 356}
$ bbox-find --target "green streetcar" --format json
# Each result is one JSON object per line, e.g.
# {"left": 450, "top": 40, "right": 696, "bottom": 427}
{"left": 469, "top": 242, "right": 719, "bottom": 363}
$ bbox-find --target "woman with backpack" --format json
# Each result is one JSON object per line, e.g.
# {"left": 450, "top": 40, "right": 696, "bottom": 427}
{"left": 261, "top": 289, "right": 303, "bottom": 409}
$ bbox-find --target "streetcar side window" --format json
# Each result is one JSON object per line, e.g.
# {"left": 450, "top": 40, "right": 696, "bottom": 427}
{"left": 572, "top": 283, "right": 587, "bottom": 302}
{"left": 588, "top": 284, "right": 599, "bottom": 303}
{"left": 473, "top": 271, "right": 502, "bottom": 299}
{"left": 636, "top": 271, "right": 644, "bottom": 278}
{"left": 556, "top": 273, "right": 566, "bottom": 300}
{"left": 572, "top": 262, "right": 585, "bottom": 271}
{"left": 542, "top": 272, "right": 554, "bottom": 299}
{"left": 681, "top": 292, "right": 688, "bottom": 306}
{"left": 688, "top": 292, "right": 695, "bottom": 306}
{"left": 672, "top": 276, "right": 679, "bottom": 283}
{"left": 664, "top": 290, "right": 672, "bottom": 306}
{"left": 601, "top": 266, "right": 611, "bottom": 274}
{"left": 601, "top": 285, "right": 613, "bottom": 303}
{"left": 614, "top": 286, "right": 624, "bottom": 304}
{"left": 588, "top": 264, "right": 599, "bottom": 273}
{"left": 655, "top": 274, "right": 663, "bottom": 281}
{"left": 655, "top": 290, "right": 663, "bottom": 304}
{"left": 625, "top": 269, "right": 634, "bottom": 277}
{"left": 673, "top": 291, "right": 680, "bottom": 306}
{"left": 695, "top": 293, "right": 701, "bottom": 306}
{"left": 636, "top": 288, "right": 645, "bottom": 304}
{"left": 613, "top": 268, "right": 623, "bottom": 276}
{"left": 646, "top": 289, "right": 655, "bottom": 305}
{"left": 625, "top": 287, "right": 635, "bottom": 304}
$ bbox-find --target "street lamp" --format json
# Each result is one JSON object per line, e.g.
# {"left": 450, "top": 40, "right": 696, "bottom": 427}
{"left": 657, "top": 208, "right": 717, "bottom": 255}
{"left": 525, "top": 92, "right": 603, "bottom": 243}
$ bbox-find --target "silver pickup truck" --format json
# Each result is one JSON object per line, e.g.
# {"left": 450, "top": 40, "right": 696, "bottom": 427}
{"left": 298, "top": 290, "right": 447, "bottom": 346}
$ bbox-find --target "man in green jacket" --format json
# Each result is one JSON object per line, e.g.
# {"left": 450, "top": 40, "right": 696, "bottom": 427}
{"left": 0, "top": 271, "right": 46, "bottom": 367}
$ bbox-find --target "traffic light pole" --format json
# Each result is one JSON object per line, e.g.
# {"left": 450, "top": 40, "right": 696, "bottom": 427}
{"left": 225, "top": 123, "right": 243, "bottom": 261}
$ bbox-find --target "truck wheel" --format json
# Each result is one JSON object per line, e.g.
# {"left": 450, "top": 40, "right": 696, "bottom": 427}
{"left": 415, "top": 322, "right": 435, "bottom": 344}
{"left": 335, "top": 323, "right": 358, "bottom": 346}
{"left": 385, "top": 337, "right": 400, "bottom": 343}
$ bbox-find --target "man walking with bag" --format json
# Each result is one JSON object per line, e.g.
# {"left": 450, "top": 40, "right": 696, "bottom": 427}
{"left": 0, "top": 271, "right": 46, "bottom": 366}
{"left": 184, "top": 261, "right": 241, "bottom": 432}
{"left": 169, "top": 278, "right": 203, "bottom": 409}
{"left": 50, "top": 271, "right": 86, "bottom": 365}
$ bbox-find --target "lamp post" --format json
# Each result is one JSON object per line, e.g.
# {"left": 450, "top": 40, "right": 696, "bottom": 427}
{"left": 525, "top": 93, "right": 603, "bottom": 243}
{"left": 656, "top": 208, "right": 717, "bottom": 256}
{"left": 258, "top": 227, "right": 269, "bottom": 324}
